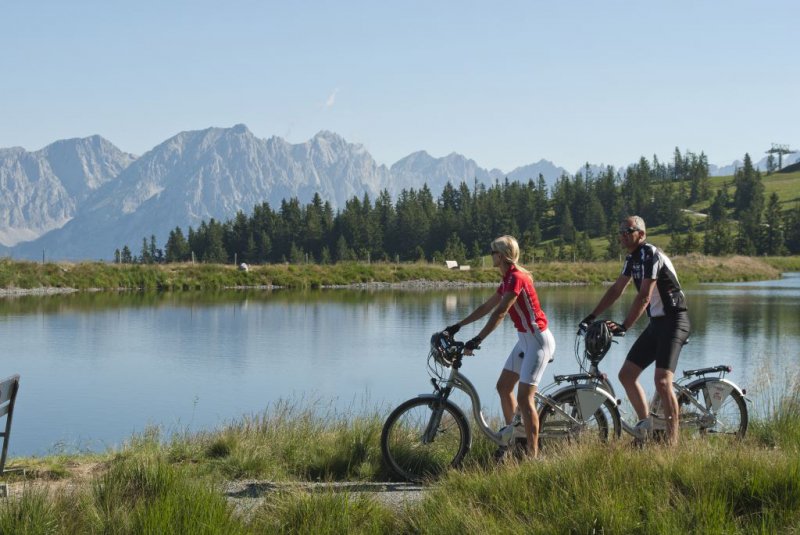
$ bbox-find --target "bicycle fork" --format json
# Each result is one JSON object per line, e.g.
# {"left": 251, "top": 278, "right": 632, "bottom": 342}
{"left": 422, "top": 388, "right": 452, "bottom": 443}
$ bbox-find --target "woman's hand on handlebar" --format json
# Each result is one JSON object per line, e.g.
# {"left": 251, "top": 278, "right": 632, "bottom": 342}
{"left": 577, "top": 314, "right": 595, "bottom": 335}
{"left": 443, "top": 323, "right": 461, "bottom": 338}
{"left": 463, "top": 336, "right": 482, "bottom": 356}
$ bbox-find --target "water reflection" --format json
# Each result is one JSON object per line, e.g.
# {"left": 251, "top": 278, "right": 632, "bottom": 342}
{"left": 0, "top": 274, "right": 798, "bottom": 456}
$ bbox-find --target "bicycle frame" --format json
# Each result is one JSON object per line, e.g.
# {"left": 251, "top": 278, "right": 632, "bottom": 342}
{"left": 427, "top": 358, "right": 617, "bottom": 446}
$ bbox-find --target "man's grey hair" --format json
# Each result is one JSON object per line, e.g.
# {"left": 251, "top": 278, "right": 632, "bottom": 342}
{"left": 627, "top": 215, "right": 646, "bottom": 232}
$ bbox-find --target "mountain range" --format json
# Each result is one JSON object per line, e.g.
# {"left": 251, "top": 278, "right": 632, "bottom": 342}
{"left": 0, "top": 125, "right": 795, "bottom": 261}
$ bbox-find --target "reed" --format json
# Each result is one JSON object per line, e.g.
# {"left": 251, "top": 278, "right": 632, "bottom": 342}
{"left": 1, "top": 254, "right": 795, "bottom": 293}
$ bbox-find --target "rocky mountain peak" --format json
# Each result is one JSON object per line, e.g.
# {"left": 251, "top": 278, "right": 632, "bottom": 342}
{"left": 2, "top": 125, "right": 571, "bottom": 260}
{"left": 0, "top": 136, "right": 135, "bottom": 247}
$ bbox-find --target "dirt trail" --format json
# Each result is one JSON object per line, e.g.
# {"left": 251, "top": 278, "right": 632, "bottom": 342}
{"left": 3, "top": 464, "right": 427, "bottom": 512}
{"left": 223, "top": 480, "right": 427, "bottom": 513}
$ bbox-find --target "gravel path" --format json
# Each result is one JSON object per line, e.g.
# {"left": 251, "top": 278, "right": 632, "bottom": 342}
{"left": 222, "top": 480, "right": 429, "bottom": 514}
{"left": 3, "top": 475, "right": 428, "bottom": 515}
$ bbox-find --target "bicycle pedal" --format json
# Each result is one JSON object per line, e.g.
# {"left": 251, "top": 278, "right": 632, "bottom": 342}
{"left": 633, "top": 418, "right": 652, "bottom": 440}
{"left": 512, "top": 438, "right": 529, "bottom": 459}
{"left": 493, "top": 445, "right": 509, "bottom": 462}
{"left": 512, "top": 423, "right": 527, "bottom": 439}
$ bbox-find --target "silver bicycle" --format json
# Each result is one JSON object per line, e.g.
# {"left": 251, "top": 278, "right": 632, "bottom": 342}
{"left": 380, "top": 333, "right": 619, "bottom": 482}
{"left": 552, "top": 320, "right": 749, "bottom": 445}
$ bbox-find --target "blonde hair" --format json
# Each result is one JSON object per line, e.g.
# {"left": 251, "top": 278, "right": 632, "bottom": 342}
{"left": 491, "top": 235, "right": 533, "bottom": 281}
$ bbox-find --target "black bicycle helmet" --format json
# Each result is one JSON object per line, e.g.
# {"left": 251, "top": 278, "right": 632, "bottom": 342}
{"left": 430, "top": 332, "right": 455, "bottom": 367}
{"left": 584, "top": 320, "right": 613, "bottom": 361}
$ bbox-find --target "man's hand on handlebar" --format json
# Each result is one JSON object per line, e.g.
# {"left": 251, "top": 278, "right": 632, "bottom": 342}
{"left": 606, "top": 320, "right": 627, "bottom": 337}
{"left": 464, "top": 335, "right": 482, "bottom": 356}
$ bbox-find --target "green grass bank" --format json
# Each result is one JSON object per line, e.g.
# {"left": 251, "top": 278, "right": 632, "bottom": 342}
{"left": 1, "top": 254, "right": 799, "bottom": 292}
{"left": 4, "top": 381, "right": 800, "bottom": 534}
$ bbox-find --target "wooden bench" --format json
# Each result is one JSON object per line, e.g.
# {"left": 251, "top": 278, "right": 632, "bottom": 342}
{"left": 0, "top": 375, "right": 20, "bottom": 497}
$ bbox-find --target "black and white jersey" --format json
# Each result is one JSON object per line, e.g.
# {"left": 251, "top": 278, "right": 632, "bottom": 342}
{"left": 622, "top": 243, "right": 687, "bottom": 317}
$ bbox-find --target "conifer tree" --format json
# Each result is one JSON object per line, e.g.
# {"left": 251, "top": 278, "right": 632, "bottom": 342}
{"left": 121, "top": 245, "right": 133, "bottom": 264}
{"left": 165, "top": 227, "right": 190, "bottom": 263}
{"left": 203, "top": 219, "right": 227, "bottom": 263}
{"left": 784, "top": 203, "right": 800, "bottom": 254}
{"left": 303, "top": 193, "right": 325, "bottom": 261}
{"left": 335, "top": 235, "right": 354, "bottom": 262}
{"left": 443, "top": 233, "right": 467, "bottom": 264}
{"left": 574, "top": 232, "right": 594, "bottom": 261}
{"left": 761, "top": 192, "right": 786, "bottom": 256}
{"left": 289, "top": 242, "right": 305, "bottom": 264}
{"left": 704, "top": 187, "right": 735, "bottom": 255}
{"left": 605, "top": 232, "right": 621, "bottom": 260}
{"left": 256, "top": 231, "right": 271, "bottom": 263}
{"left": 683, "top": 221, "right": 701, "bottom": 253}
{"left": 733, "top": 154, "right": 764, "bottom": 220}
{"left": 669, "top": 233, "right": 685, "bottom": 255}
{"left": 140, "top": 237, "right": 151, "bottom": 264}
{"left": 320, "top": 246, "right": 332, "bottom": 265}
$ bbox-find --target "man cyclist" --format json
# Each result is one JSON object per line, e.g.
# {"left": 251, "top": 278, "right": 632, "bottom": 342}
{"left": 579, "top": 215, "right": 690, "bottom": 445}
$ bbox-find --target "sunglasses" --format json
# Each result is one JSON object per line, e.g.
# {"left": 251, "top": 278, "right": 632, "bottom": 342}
{"left": 618, "top": 227, "right": 640, "bottom": 235}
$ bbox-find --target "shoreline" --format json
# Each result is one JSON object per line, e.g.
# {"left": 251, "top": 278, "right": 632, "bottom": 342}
{"left": 1, "top": 255, "right": 797, "bottom": 296}
{"left": 0, "top": 280, "right": 526, "bottom": 296}
{"left": 0, "top": 273, "right": 792, "bottom": 297}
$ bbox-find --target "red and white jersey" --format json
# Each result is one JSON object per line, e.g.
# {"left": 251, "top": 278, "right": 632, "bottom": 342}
{"left": 496, "top": 265, "right": 548, "bottom": 333}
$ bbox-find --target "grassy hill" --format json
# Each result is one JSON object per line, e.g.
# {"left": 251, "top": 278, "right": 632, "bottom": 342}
{"left": 565, "top": 168, "right": 800, "bottom": 259}
{"left": 699, "top": 168, "right": 800, "bottom": 212}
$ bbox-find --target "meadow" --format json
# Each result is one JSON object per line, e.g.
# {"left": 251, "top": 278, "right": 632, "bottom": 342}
{"left": 2, "top": 376, "right": 799, "bottom": 534}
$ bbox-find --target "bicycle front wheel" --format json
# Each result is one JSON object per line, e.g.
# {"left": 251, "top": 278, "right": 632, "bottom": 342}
{"left": 380, "top": 397, "right": 470, "bottom": 482}
{"left": 538, "top": 388, "right": 621, "bottom": 452}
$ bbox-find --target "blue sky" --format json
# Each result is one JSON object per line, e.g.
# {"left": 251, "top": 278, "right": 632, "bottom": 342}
{"left": 2, "top": 1, "right": 797, "bottom": 172}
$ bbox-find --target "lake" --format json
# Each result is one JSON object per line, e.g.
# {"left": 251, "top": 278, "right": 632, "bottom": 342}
{"left": 2, "top": 273, "right": 799, "bottom": 457}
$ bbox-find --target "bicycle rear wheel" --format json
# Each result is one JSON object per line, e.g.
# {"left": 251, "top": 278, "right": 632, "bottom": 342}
{"left": 538, "top": 388, "right": 621, "bottom": 452}
{"left": 676, "top": 380, "right": 748, "bottom": 439}
{"left": 380, "top": 397, "right": 470, "bottom": 482}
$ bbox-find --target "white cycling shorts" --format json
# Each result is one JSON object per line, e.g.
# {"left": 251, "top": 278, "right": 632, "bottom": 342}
{"left": 503, "top": 328, "right": 556, "bottom": 386}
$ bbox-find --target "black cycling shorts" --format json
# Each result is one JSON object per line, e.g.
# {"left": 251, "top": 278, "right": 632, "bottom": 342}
{"left": 626, "top": 312, "right": 690, "bottom": 372}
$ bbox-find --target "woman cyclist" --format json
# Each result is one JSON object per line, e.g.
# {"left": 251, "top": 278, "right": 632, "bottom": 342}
{"left": 444, "top": 235, "right": 555, "bottom": 458}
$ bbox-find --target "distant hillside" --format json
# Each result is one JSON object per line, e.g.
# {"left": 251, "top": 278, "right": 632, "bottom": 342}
{"left": 779, "top": 161, "right": 800, "bottom": 174}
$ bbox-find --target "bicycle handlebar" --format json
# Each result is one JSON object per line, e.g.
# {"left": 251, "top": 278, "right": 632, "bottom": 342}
{"left": 433, "top": 332, "right": 466, "bottom": 357}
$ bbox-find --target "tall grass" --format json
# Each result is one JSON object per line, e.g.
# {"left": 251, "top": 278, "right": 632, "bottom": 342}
{"left": 247, "top": 490, "right": 398, "bottom": 534}
{"left": 411, "top": 442, "right": 800, "bottom": 534}
{"left": 749, "top": 370, "right": 800, "bottom": 450}
{"left": 127, "top": 399, "right": 391, "bottom": 482}
{"left": 762, "top": 256, "right": 800, "bottom": 273}
{"left": 3, "top": 389, "right": 800, "bottom": 533}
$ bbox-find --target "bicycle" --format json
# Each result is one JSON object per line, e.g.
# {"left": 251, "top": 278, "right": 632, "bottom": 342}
{"left": 380, "top": 332, "right": 620, "bottom": 482}
{"left": 544, "top": 320, "right": 749, "bottom": 447}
